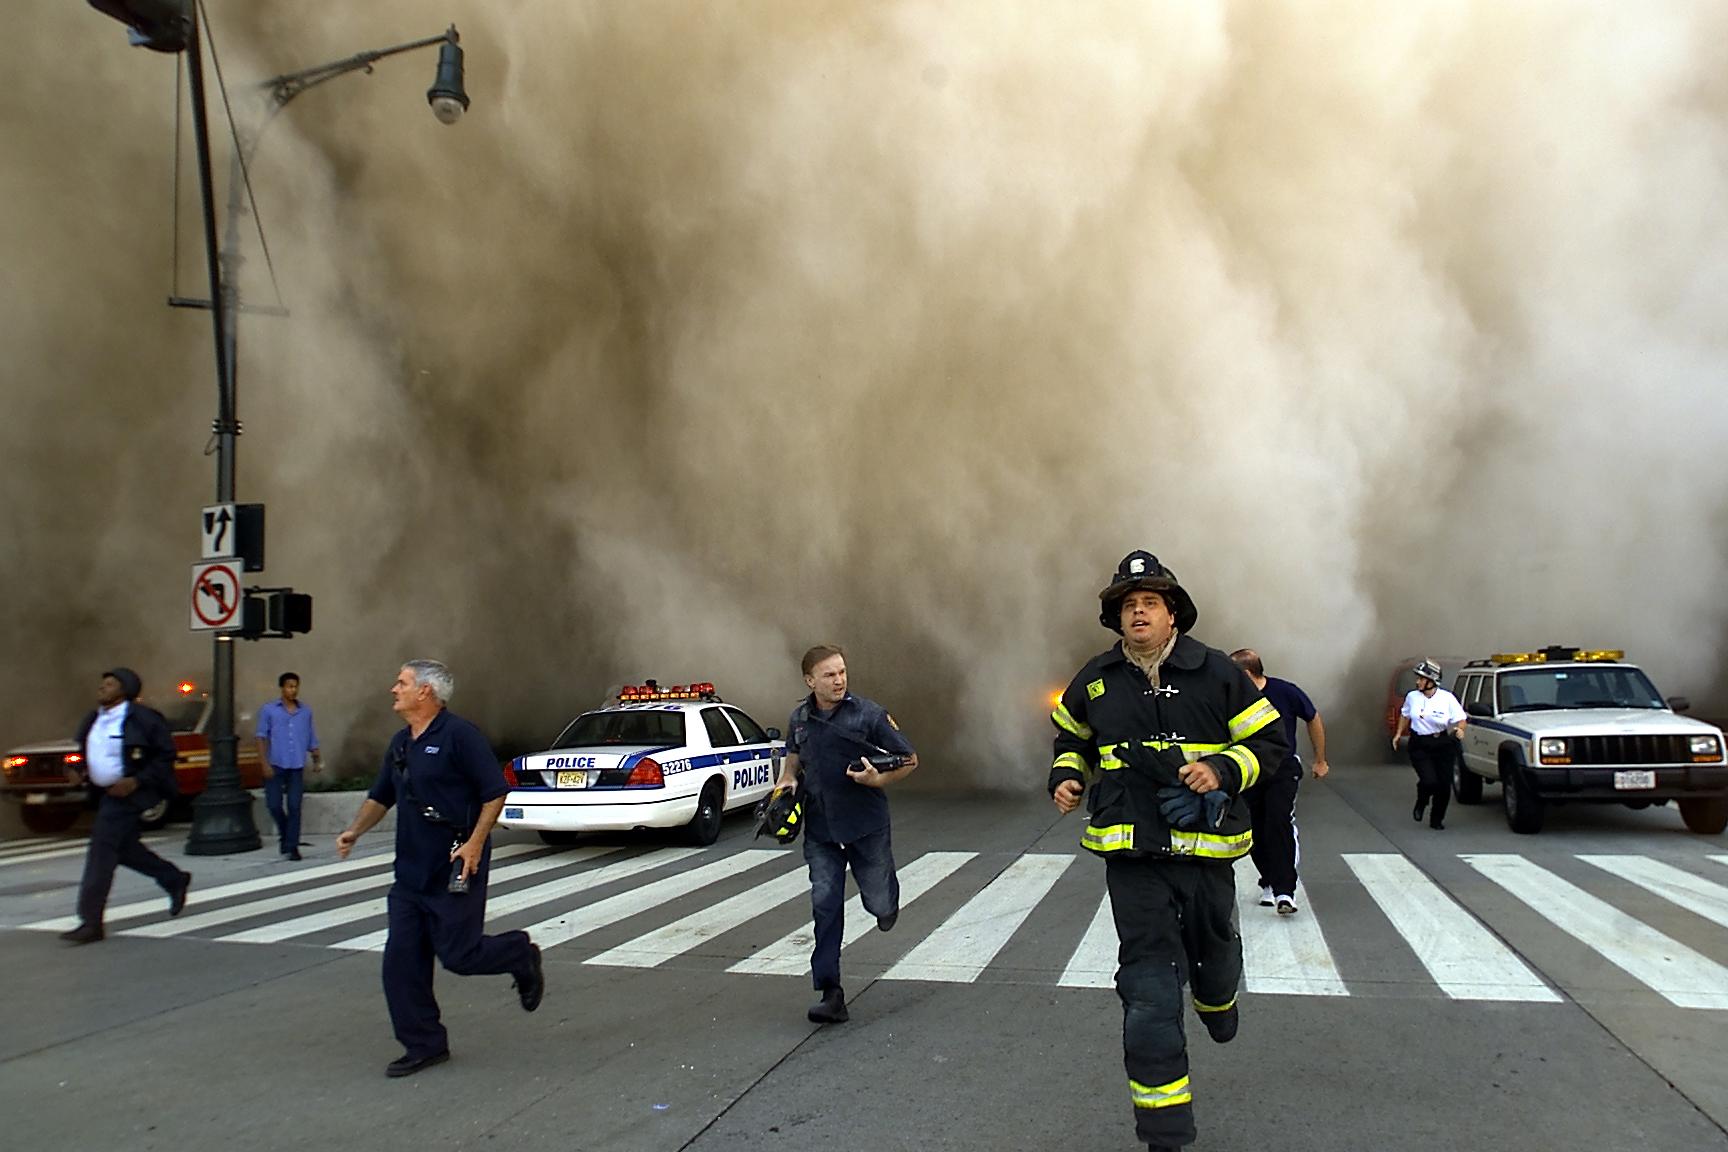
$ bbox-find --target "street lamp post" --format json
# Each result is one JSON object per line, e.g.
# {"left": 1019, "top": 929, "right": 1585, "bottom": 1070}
{"left": 86, "top": 2, "right": 470, "bottom": 854}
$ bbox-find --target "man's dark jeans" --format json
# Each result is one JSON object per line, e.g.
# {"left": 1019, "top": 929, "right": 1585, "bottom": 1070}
{"left": 804, "top": 827, "right": 898, "bottom": 992}
{"left": 264, "top": 768, "right": 305, "bottom": 854}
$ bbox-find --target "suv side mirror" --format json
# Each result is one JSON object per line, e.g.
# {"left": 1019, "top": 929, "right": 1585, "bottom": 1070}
{"left": 1465, "top": 700, "right": 1492, "bottom": 718}
{"left": 1666, "top": 696, "right": 1691, "bottom": 713}
{"left": 766, "top": 727, "right": 783, "bottom": 741}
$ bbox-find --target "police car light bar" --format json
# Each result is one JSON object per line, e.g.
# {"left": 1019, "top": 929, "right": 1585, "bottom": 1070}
{"left": 618, "top": 681, "right": 719, "bottom": 702}
{"left": 1490, "top": 648, "right": 1624, "bottom": 665}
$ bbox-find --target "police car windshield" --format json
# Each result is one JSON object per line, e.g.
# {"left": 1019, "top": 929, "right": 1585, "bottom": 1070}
{"left": 160, "top": 699, "right": 205, "bottom": 732}
{"left": 1498, "top": 667, "right": 1663, "bottom": 711}
{"left": 550, "top": 710, "right": 687, "bottom": 748}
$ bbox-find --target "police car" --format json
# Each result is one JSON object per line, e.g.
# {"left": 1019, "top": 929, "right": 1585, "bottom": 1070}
{"left": 1450, "top": 647, "right": 1728, "bottom": 835}
{"left": 497, "top": 682, "right": 784, "bottom": 847}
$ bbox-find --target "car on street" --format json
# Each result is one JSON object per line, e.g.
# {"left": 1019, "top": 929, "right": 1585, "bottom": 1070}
{"left": 1449, "top": 647, "right": 1728, "bottom": 834}
{"left": 498, "top": 681, "right": 784, "bottom": 847}
{"left": 0, "top": 681, "right": 266, "bottom": 834}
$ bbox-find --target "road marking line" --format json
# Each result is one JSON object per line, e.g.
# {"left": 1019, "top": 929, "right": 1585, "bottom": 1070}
{"left": 22, "top": 846, "right": 402, "bottom": 933}
{"left": 328, "top": 846, "right": 712, "bottom": 952}
{"left": 1579, "top": 855, "right": 1728, "bottom": 933}
{"left": 587, "top": 867, "right": 809, "bottom": 968}
{"left": 727, "top": 850, "right": 976, "bottom": 977}
{"left": 1464, "top": 854, "right": 1728, "bottom": 1010}
{"left": 1058, "top": 894, "right": 1118, "bottom": 989}
{"left": 121, "top": 844, "right": 541, "bottom": 938}
{"left": 882, "top": 853, "right": 1073, "bottom": 983}
{"left": 1233, "top": 857, "right": 1349, "bottom": 996}
{"left": 1343, "top": 853, "right": 1558, "bottom": 1002}
{"left": 2, "top": 835, "right": 174, "bottom": 870}
{"left": 215, "top": 847, "right": 618, "bottom": 944}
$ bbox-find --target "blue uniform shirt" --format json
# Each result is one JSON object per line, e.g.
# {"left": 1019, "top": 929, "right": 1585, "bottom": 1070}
{"left": 256, "top": 699, "right": 319, "bottom": 769}
{"left": 1261, "top": 676, "right": 1317, "bottom": 764}
{"left": 367, "top": 709, "right": 508, "bottom": 892}
{"left": 786, "top": 693, "right": 914, "bottom": 844}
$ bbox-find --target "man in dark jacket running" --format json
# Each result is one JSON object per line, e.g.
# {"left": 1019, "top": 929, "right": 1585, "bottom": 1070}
{"left": 62, "top": 668, "right": 191, "bottom": 943}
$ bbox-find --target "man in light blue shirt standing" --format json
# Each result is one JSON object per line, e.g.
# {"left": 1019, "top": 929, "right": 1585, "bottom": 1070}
{"left": 256, "top": 672, "right": 322, "bottom": 860}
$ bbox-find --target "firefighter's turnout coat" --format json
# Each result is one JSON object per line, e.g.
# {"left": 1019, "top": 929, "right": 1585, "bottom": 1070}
{"left": 1049, "top": 634, "right": 1289, "bottom": 860}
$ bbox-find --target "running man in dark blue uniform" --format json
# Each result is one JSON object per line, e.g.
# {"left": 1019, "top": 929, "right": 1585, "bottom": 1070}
{"left": 336, "top": 660, "right": 544, "bottom": 1077}
{"left": 773, "top": 644, "right": 918, "bottom": 1024}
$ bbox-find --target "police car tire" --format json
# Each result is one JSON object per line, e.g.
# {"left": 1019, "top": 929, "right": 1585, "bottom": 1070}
{"left": 19, "top": 805, "right": 81, "bottom": 835}
{"left": 137, "top": 797, "right": 172, "bottom": 832}
{"left": 1678, "top": 798, "right": 1728, "bottom": 836}
{"left": 685, "top": 779, "right": 724, "bottom": 846}
{"left": 538, "top": 831, "right": 583, "bottom": 847}
{"left": 1501, "top": 761, "right": 1545, "bottom": 835}
{"left": 1454, "top": 765, "right": 1484, "bottom": 805}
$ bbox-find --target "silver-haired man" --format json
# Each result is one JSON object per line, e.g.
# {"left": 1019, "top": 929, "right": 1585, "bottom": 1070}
{"left": 337, "top": 660, "right": 544, "bottom": 1077}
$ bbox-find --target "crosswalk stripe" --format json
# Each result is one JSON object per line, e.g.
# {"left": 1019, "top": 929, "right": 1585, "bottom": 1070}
{"left": 586, "top": 866, "right": 809, "bottom": 968}
{"left": 1058, "top": 895, "right": 1118, "bottom": 989}
{"left": 0, "top": 837, "right": 54, "bottom": 856}
{"left": 23, "top": 848, "right": 400, "bottom": 933}
{"left": 215, "top": 847, "right": 619, "bottom": 944}
{"left": 1463, "top": 855, "right": 1728, "bottom": 1010}
{"left": 521, "top": 849, "right": 782, "bottom": 951}
{"left": 727, "top": 851, "right": 976, "bottom": 977}
{"left": 882, "top": 853, "right": 1073, "bottom": 983}
{"left": 1233, "top": 858, "right": 1348, "bottom": 996}
{"left": 1342, "top": 853, "right": 1559, "bottom": 1002}
{"left": 1578, "top": 855, "right": 1728, "bottom": 933}
{"left": 120, "top": 844, "right": 542, "bottom": 939}
{"left": 328, "top": 847, "right": 708, "bottom": 953}
{"left": 1, "top": 836, "right": 172, "bottom": 869}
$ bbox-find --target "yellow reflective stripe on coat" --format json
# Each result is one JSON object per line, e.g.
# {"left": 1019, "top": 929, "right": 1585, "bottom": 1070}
{"left": 1220, "top": 744, "right": 1260, "bottom": 791}
{"left": 1052, "top": 751, "right": 1089, "bottom": 778}
{"left": 1129, "top": 1075, "right": 1193, "bottom": 1110}
{"left": 1052, "top": 702, "right": 1093, "bottom": 740}
{"left": 1193, "top": 996, "right": 1236, "bottom": 1013}
{"left": 1082, "top": 823, "right": 1135, "bottom": 853}
{"left": 1098, "top": 740, "right": 1228, "bottom": 771}
{"left": 1167, "top": 827, "right": 1253, "bottom": 859}
{"left": 1228, "top": 698, "right": 1280, "bottom": 742}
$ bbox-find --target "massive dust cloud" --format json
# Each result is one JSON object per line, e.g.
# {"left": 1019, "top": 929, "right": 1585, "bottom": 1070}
{"left": 5, "top": 2, "right": 1727, "bottom": 783}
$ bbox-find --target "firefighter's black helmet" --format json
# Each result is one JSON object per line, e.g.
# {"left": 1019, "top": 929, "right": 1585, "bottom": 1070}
{"left": 1098, "top": 550, "right": 1199, "bottom": 634}
{"left": 752, "top": 784, "right": 802, "bottom": 845}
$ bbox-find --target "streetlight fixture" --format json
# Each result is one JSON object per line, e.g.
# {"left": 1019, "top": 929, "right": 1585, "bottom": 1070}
{"left": 87, "top": 2, "right": 471, "bottom": 854}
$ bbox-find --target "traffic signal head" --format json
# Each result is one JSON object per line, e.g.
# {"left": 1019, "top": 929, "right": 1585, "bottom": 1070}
{"left": 267, "top": 592, "right": 313, "bottom": 635}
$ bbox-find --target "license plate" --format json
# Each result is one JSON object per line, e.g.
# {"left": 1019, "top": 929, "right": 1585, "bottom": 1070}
{"left": 504, "top": 807, "right": 523, "bottom": 820}
{"left": 556, "top": 771, "right": 589, "bottom": 789}
{"left": 1614, "top": 770, "right": 1656, "bottom": 790}
{"left": 23, "top": 792, "right": 48, "bottom": 804}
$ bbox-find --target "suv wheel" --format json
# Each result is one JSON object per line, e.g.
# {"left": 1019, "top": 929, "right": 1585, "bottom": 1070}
{"left": 20, "top": 805, "right": 81, "bottom": 835}
{"left": 1501, "top": 760, "right": 1545, "bottom": 834}
{"left": 137, "top": 796, "right": 172, "bottom": 832}
{"left": 1678, "top": 797, "right": 1728, "bottom": 835}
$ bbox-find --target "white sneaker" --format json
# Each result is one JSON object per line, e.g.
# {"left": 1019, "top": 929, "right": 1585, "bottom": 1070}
{"left": 1275, "top": 894, "right": 1299, "bottom": 915}
{"left": 1258, "top": 886, "right": 1274, "bottom": 907}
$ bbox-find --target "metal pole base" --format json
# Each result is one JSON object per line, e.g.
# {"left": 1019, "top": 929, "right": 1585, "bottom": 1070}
{"left": 185, "top": 787, "right": 262, "bottom": 855}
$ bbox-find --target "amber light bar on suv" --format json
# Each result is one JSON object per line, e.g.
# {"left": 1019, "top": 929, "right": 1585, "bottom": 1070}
{"left": 1491, "top": 647, "right": 1624, "bottom": 665}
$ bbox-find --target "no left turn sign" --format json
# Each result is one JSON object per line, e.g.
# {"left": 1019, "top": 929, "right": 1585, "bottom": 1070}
{"left": 190, "top": 560, "right": 242, "bottom": 631}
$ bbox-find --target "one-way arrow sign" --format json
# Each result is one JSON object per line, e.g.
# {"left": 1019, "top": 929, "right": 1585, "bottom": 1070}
{"left": 201, "top": 503, "right": 237, "bottom": 559}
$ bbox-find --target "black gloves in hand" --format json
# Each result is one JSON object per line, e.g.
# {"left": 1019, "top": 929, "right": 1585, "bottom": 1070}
{"left": 1157, "top": 784, "right": 1230, "bottom": 830}
{"left": 1118, "top": 740, "right": 1188, "bottom": 786}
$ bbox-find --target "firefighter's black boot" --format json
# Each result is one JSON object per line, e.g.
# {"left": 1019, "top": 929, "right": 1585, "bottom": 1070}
{"left": 1200, "top": 1003, "right": 1239, "bottom": 1044}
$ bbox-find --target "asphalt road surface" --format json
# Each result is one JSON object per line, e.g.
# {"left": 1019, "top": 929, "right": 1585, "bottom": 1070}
{"left": 2, "top": 764, "right": 1725, "bottom": 1152}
